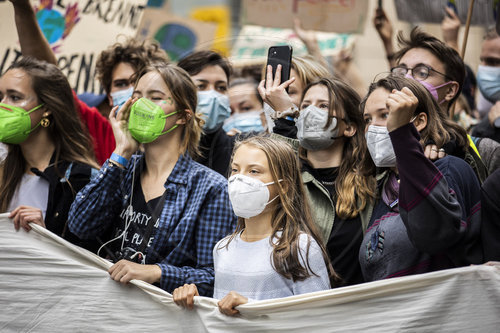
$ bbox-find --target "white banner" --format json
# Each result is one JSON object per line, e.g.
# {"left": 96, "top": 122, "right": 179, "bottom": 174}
{"left": 0, "top": 213, "right": 499, "bottom": 332}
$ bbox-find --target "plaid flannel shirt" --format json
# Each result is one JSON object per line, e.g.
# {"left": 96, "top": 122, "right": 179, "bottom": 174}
{"left": 68, "top": 153, "right": 237, "bottom": 296}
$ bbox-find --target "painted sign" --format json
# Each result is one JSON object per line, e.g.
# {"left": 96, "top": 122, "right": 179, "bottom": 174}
{"left": 231, "top": 25, "right": 355, "bottom": 65}
{"left": 190, "top": 6, "right": 231, "bottom": 56}
{"left": 0, "top": 0, "right": 147, "bottom": 94}
{"left": 136, "top": 8, "right": 217, "bottom": 62}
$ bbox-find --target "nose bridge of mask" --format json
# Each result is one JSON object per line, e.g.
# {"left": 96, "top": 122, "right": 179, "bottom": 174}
{"left": 300, "top": 106, "right": 334, "bottom": 130}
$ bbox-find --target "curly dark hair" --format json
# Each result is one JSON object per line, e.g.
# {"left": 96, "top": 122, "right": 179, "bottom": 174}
{"left": 95, "top": 37, "right": 169, "bottom": 93}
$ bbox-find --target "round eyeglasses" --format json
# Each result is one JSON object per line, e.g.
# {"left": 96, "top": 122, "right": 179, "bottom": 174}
{"left": 391, "top": 64, "right": 452, "bottom": 81}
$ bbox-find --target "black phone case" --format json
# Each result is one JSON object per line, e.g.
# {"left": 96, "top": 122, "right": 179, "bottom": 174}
{"left": 266, "top": 45, "right": 293, "bottom": 84}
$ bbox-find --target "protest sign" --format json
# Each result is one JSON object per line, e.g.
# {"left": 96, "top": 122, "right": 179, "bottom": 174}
{"left": 190, "top": 5, "right": 231, "bottom": 56}
{"left": 136, "top": 8, "right": 217, "bottom": 61}
{"left": 395, "top": 0, "right": 496, "bottom": 26}
{"left": 241, "top": 0, "right": 368, "bottom": 34}
{"left": 0, "top": 0, "right": 148, "bottom": 94}
{"left": 231, "top": 25, "right": 355, "bottom": 65}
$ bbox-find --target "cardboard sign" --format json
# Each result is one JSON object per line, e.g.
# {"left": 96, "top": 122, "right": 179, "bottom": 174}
{"left": 241, "top": 0, "right": 368, "bottom": 34}
{"left": 395, "top": 0, "right": 496, "bottom": 26}
{"left": 136, "top": 8, "right": 217, "bottom": 62}
{"left": 231, "top": 25, "right": 355, "bottom": 65}
{"left": 0, "top": 0, "right": 148, "bottom": 94}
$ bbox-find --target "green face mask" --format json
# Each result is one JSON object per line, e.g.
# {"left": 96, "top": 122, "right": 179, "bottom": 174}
{"left": 128, "top": 97, "right": 178, "bottom": 143}
{"left": 0, "top": 103, "right": 44, "bottom": 144}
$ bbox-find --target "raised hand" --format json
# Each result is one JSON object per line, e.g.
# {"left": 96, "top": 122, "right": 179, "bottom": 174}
{"left": 108, "top": 97, "right": 139, "bottom": 160}
{"left": 386, "top": 87, "right": 419, "bottom": 132}
{"left": 258, "top": 64, "right": 295, "bottom": 113}
{"left": 441, "top": 6, "right": 461, "bottom": 51}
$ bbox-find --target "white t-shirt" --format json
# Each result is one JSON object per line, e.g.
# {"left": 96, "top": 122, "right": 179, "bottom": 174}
{"left": 7, "top": 173, "right": 49, "bottom": 219}
{"left": 213, "top": 232, "right": 330, "bottom": 301}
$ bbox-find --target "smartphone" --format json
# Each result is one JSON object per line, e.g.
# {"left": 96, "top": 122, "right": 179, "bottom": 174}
{"left": 266, "top": 45, "right": 293, "bottom": 84}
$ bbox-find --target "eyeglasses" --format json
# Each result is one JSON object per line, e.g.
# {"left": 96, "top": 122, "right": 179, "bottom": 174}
{"left": 391, "top": 65, "right": 451, "bottom": 81}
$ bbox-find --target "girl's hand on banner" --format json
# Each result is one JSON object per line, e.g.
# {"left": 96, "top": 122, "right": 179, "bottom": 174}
{"left": 9, "top": 205, "right": 45, "bottom": 232}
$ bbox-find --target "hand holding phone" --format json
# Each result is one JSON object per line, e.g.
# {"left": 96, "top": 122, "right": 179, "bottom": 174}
{"left": 265, "top": 45, "right": 292, "bottom": 85}
{"left": 258, "top": 64, "right": 295, "bottom": 113}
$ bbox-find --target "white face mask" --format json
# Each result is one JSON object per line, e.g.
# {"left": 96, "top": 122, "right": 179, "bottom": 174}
{"left": 228, "top": 174, "right": 282, "bottom": 219}
{"left": 296, "top": 105, "right": 340, "bottom": 151}
{"left": 365, "top": 125, "right": 397, "bottom": 167}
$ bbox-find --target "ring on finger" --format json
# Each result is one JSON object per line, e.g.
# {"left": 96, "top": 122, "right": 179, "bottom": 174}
{"left": 431, "top": 148, "right": 438, "bottom": 152}
{"left": 438, "top": 148, "right": 445, "bottom": 153}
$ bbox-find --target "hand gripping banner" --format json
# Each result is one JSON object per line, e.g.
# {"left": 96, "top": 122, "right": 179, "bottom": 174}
{"left": 0, "top": 213, "right": 499, "bottom": 332}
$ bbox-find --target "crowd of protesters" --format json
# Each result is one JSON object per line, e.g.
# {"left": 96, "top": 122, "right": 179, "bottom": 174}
{"left": 1, "top": 0, "right": 499, "bottom": 317}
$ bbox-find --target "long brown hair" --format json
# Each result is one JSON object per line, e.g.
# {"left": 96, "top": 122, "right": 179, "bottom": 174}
{"left": 0, "top": 56, "right": 97, "bottom": 212}
{"left": 223, "top": 136, "right": 340, "bottom": 285}
{"left": 299, "top": 78, "right": 376, "bottom": 219}
{"left": 360, "top": 75, "right": 464, "bottom": 150}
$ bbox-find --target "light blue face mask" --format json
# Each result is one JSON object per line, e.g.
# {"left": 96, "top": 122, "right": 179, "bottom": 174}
{"left": 197, "top": 90, "right": 231, "bottom": 133}
{"left": 477, "top": 65, "right": 500, "bottom": 103}
{"left": 111, "top": 86, "right": 134, "bottom": 109}
{"left": 222, "top": 110, "right": 264, "bottom": 133}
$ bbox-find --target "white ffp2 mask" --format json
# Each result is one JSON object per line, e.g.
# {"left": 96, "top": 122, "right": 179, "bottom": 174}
{"left": 365, "top": 125, "right": 397, "bottom": 167}
{"left": 228, "top": 174, "right": 281, "bottom": 219}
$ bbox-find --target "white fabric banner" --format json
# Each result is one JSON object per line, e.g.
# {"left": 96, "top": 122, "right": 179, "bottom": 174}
{"left": 0, "top": 213, "right": 499, "bottom": 332}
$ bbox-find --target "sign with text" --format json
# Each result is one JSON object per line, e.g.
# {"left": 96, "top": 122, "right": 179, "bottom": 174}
{"left": 241, "top": 0, "right": 368, "bottom": 34}
{"left": 0, "top": 0, "right": 147, "bottom": 94}
{"left": 136, "top": 8, "right": 217, "bottom": 62}
{"left": 395, "top": 0, "right": 496, "bottom": 26}
{"left": 231, "top": 25, "right": 355, "bottom": 65}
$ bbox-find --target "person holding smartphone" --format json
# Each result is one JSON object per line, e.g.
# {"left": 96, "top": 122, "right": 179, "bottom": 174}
{"left": 259, "top": 66, "right": 375, "bottom": 287}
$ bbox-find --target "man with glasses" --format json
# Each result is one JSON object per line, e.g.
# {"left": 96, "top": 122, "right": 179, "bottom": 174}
{"left": 389, "top": 27, "right": 491, "bottom": 182}
{"left": 391, "top": 28, "right": 463, "bottom": 115}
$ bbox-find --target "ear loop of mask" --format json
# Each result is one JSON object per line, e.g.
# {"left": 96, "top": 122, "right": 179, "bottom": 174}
{"left": 156, "top": 110, "right": 179, "bottom": 137}
{"left": 23, "top": 104, "right": 45, "bottom": 135}
{"left": 263, "top": 179, "right": 283, "bottom": 206}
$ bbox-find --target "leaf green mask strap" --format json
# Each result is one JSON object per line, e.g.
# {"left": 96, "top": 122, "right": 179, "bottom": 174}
{"left": 25, "top": 104, "right": 45, "bottom": 135}
{"left": 159, "top": 110, "right": 179, "bottom": 136}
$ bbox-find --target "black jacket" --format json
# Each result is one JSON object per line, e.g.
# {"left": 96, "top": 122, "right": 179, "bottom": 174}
{"left": 31, "top": 158, "right": 101, "bottom": 252}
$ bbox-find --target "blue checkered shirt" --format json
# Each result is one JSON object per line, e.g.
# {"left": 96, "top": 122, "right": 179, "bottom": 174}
{"left": 68, "top": 153, "right": 237, "bottom": 296}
